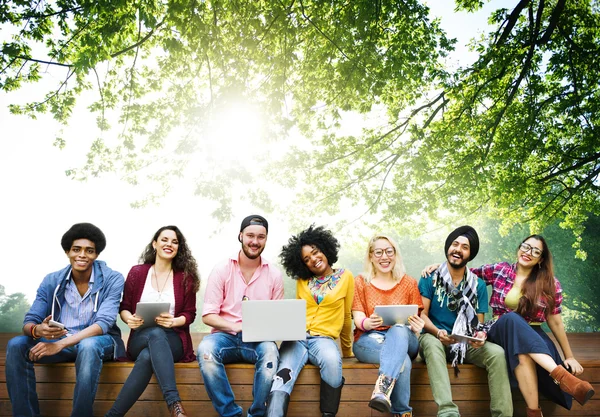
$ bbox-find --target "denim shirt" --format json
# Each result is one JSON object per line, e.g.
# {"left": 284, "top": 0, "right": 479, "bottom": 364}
{"left": 24, "top": 260, "right": 126, "bottom": 359}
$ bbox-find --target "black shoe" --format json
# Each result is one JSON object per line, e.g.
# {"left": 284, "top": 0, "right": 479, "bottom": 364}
{"left": 266, "top": 390, "right": 290, "bottom": 417}
{"left": 320, "top": 377, "right": 345, "bottom": 417}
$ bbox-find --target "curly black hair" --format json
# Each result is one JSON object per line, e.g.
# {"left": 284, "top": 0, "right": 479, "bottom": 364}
{"left": 61, "top": 223, "right": 107, "bottom": 254}
{"left": 140, "top": 225, "right": 201, "bottom": 292}
{"left": 280, "top": 224, "right": 340, "bottom": 280}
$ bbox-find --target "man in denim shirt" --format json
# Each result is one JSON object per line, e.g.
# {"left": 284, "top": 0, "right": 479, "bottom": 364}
{"left": 6, "top": 223, "right": 125, "bottom": 417}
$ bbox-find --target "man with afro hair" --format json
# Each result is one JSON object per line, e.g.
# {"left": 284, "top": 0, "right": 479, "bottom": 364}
{"left": 6, "top": 222, "right": 125, "bottom": 417}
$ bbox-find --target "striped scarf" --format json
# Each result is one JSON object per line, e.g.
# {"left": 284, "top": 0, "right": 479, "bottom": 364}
{"left": 434, "top": 262, "right": 479, "bottom": 372}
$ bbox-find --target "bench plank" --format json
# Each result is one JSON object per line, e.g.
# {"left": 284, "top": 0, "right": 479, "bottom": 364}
{"left": 2, "top": 332, "right": 599, "bottom": 417}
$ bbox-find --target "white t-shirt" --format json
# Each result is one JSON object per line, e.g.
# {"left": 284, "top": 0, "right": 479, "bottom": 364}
{"left": 139, "top": 267, "right": 175, "bottom": 316}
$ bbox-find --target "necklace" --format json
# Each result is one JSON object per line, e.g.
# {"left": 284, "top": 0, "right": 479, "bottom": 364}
{"left": 152, "top": 266, "right": 172, "bottom": 300}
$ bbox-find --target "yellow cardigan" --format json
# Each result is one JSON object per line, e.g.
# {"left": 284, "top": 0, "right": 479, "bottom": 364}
{"left": 296, "top": 269, "right": 355, "bottom": 357}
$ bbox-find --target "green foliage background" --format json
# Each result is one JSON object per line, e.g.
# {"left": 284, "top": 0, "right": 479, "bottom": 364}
{"left": 1, "top": 1, "right": 599, "bottom": 333}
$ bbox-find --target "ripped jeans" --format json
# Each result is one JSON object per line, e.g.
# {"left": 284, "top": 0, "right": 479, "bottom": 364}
{"left": 198, "top": 332, "right": 278, "bottom": 417}
{"left": 270, "top": 335, "right": 343, "bottom": 395}
{"left": 353, "top": 325, "right": 419, "bottom": 415}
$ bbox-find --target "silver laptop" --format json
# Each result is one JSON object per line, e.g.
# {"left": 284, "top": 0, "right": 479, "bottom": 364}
{"left": 242, "top": 299, "right": 307, "bottom": 342}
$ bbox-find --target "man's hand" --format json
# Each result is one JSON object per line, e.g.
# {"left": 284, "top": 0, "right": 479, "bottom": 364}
{"left": 36, "top": 315, "right": 67, "bottom": 340}
{"left": 437, "top": 329, "right": 457, "bottom": 346}
{"left": 28, "top": 340, "right": 65, "bottom": 361}
{"left": 231, "top": 322, "right": 243, "bottom": 333}
{"left": 468, "top": 331, "right": 487, "bottom": 349}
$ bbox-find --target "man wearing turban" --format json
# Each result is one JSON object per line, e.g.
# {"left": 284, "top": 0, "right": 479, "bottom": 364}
{"left": 417, "top": 226, "right": 512, "bottom": 417}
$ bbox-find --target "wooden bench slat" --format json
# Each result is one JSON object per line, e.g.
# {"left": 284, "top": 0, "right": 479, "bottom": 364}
{"left": 2, "top": 333, "right": 599, "bottom": 417}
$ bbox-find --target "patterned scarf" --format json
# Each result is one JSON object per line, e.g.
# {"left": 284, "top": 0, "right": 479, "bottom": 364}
{"left": 434, "top": 262, "right": 479, "bottom": 373}
{"left": 308, "top": 269, "right": 344, "bottom": 304}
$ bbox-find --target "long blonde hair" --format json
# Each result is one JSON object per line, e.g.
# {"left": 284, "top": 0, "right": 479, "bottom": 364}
{"left": 362, "top": 234, "right": 406, "bottom": 283}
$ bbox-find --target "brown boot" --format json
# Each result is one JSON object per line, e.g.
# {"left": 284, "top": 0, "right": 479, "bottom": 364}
{"left": 526, "top": 406, "right": 543, "bottom": 417}
{"left": 368, "top": 374, "right": 396, "bottom": 413}
{"left": 549, "top": 365, "right": 595, "bottom": 405}
{"left": 393, "top": 413, "right": 412, "bottom": 417}
{"left": 169, "top": 401, "right": 188, "bottom": 417}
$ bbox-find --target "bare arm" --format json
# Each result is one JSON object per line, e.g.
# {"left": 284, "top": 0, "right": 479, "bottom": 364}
{"left": 420, "top": 296, "right": 455, "bottom": 345}
{"left": 203, "top": 313, "right": 241, "bottom": 334}
{"left": 547, "top": 313, "right": 583, "bottom": 375}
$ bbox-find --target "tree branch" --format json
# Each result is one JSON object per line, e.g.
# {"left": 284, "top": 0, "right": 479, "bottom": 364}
{"left": 537, "top": 0, "right": 565, "bottom": 45}
{"left": 14, "top": 56, "right": 73, "bottom": 68}
{"left": 538, "top": 152, "right": 600, "bottom": 182}
{"left": 110, "top": 17, "right": 166, "bottom": 59}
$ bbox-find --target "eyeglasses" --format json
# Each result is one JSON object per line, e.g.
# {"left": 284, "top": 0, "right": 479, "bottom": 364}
{"left": 519, "top": 242, "right": 542, "bottom": 258}
{"left": 447, "top": 288, "right": 463, "bottom": 312}
{"left": 372, "top": 247, "right": 395, "bottom": 258}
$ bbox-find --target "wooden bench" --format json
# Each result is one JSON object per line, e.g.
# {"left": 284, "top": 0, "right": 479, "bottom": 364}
{"left": 1, "top": 333, "right": 598, "bottom": 416}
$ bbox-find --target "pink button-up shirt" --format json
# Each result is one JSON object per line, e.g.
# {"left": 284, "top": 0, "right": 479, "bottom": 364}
{"left": 202, "top": 252, "right": 284, "bottom": 334}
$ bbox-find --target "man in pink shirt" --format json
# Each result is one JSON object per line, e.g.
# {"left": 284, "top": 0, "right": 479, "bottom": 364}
{"left": 199, "top": 215, "right": 284, "bottom": 417}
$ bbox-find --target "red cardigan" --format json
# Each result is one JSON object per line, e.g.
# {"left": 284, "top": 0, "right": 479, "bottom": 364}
{"left": 120, "top": 264, "right": 197, "bottom": 362}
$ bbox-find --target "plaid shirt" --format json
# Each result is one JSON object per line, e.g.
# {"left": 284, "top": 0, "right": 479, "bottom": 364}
{"left": 470, "top": 262, "right": 562, "bottom": 323}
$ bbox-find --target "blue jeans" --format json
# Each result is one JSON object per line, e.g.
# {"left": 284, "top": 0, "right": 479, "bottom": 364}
{"left": 6, "top": 334, "right": 115, "bottom": 417}
{"left": 105, "top": 327, "right": 183, "bottom": 416}
{"left": 353, "top": 325, "right": 419, "bottom": 414}
{"left": 198, "top": 332, "right": 278, "bottom": 417}
{"left": 270, "top": 336, "right": 343, "bottom": 395}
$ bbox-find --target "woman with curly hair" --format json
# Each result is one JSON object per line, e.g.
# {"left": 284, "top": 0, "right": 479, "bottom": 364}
{"left": 265, "top": 225, "right": 354, "bottom": 417}
{"left": 105, "top": 226, "right": 200, "bottom": 417}
{"left": 352, "top": 235, "right": 424, "bottom": 417}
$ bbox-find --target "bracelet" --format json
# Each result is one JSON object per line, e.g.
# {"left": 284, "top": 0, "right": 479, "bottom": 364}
{"left": 31, "top": 324, "right": 40, "bottom": 339}
{"left": 360, "top": 317, "right": 368, "bottom": 331}
{"left": 436, "top": 329, "right": 444, "bottom": 339}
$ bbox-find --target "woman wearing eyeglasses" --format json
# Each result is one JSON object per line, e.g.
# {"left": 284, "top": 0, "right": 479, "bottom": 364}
{"left": 470, "top": 235, "right": 595, "bottom": 416}
{"left": 351, "top": 235, "right": 424, "bottom": 417}
{"left": 265, "top": 225, "right": 354, "bottom": 417}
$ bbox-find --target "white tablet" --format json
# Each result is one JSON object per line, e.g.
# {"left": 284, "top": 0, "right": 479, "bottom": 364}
{"left": 135, "top": 302, "right": 171, "bottom": 329}
{"left": 374, "top": 305, "right": 418, "bottom": 326}
{"left": 449, "top": 333, "right": 485, "bottom": 343}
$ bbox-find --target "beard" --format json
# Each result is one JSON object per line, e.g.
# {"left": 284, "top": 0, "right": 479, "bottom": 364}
{"left": 242, "top": 243, "right": 264, "bottom": 260}
{"left": 447, "top": 252, "right": 469, "bottom": 269}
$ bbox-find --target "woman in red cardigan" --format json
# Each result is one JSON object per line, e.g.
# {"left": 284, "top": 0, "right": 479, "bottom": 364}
{"left": 105, "top": 226, "right": 200, "bottom": 417}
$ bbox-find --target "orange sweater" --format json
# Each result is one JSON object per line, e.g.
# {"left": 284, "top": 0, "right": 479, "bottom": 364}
{"left": 352, "top": 274, "right": 423, "bottom": 342}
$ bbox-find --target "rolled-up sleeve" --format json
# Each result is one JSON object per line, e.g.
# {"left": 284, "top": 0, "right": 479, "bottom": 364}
{"left": 202, "top": 265, "right": 225, "bottom": 316}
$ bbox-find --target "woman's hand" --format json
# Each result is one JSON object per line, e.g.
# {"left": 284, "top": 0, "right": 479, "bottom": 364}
{"left": 126, "top": 314, "right": 144, "bottom": 329}
{"left": 366, "top": 313, "right": 383, "bottom": 330}
{"left": 421, "top": 264, "right": 440, "bottom": 277}
{"left": 407, "top": 315, "right": 425, "bottom": 335}
{"left": 156, "top": 313, "right": 175, "bottom": 328}
{"left": 563, "top": 357, "right": 584, "bottom": 376}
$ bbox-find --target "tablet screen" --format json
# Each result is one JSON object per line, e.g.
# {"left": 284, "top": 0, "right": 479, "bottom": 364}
{"left": 135, "top": 302, "right": 171, "bottom": 329}
{"left": 374, "top": 305, "right": 418, "bottom": 326}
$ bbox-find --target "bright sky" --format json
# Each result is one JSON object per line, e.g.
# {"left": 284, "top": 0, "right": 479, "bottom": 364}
{"left": 0, "top": 1, "right": 506, "bottom": 302}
